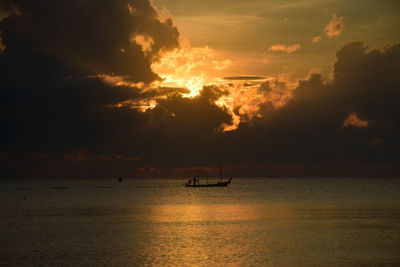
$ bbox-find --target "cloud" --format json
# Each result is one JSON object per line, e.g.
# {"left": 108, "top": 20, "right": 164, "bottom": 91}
{"left": 132, "top": 35, "right": 155, "bottom": 55}
{"left": 342, "top": 113, "right": 368, "bottom": 128}
{"left": 323, "top": 13, "right": 344, "bottom": 37}
{"left": 312, "top": 35, "right": 322, "bottom": 42}
{"left": 0, "top": 0, "right": 179, "bottom": 83}
{"left": 268, "top": 44, "right": 301, "bottom": 54}
{"left": 151, "top": 45, "right": 232, "bottom": 97}
{"left": 223, "top": 76, "right": 267, "bottom": 81}
{"left": 312, "top": 13, "right": 344, "bottom": 43}
{"left": 212, "top": 59, "right": 231, "bottom": 70}
{"left": 0, "top": 1, "right": 399, "bottom": 177}
{"left": 0, "top": 0, "right": 180, "bottom": 174}
{"left": 214, "top": 74, "right": 296, "bottom": 132}
{"left": 229, "top": 42, "right": 400, "bottom": 173}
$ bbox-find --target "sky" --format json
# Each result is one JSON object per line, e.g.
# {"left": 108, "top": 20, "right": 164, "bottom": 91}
{"left": 0, "top": 0, "right": 399, "bottom": 178}
{"left": 153, "top": 0, "right": 399, "bottom": 77}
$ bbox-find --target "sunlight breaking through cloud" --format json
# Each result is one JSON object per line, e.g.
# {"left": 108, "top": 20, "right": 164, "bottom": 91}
{"left": 151, "top": 43, "right": 231, "bottom": 97}
{"left": 152, "top": 48, "right": 204, "bottom": 95}
{"left": 143, "top": 41, "right": 298, "bottom": 131}
{"left": 92, "top": 42, "right": 300, "bottom": 132}
{"left": 214, "top": 74, "right": 297, "bottom": 132}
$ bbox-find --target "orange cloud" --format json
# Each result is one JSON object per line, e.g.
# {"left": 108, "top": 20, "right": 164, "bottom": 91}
{"left": 96, "top": 74, "right": 145, "bottom": 88}
{"left": 343, "top": 113, "right": 368, "bottom": 128}
{"left": 132, "top": 35, "right": 155, "bottom": 55}
{"left": 324, "top": 13, "right": 344, "bottom": 37}
{"left": 215, "top": 74, "right": 297, "bottom": 131}
{"left": 268, "top": 44, "right": 301, "bottom": 54}
{"left": 151, "top": 44, "right": 231, "bottom": 97}
{"left": 212, "top": 59, "right": 232, "bottom": 70}
{"left": 312, "top": 35, "right": 322, "bottom": 42}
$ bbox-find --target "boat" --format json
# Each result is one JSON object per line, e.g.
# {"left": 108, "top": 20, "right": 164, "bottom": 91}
{"left": 185, "top": 164, "right": 232, "bottom": 187}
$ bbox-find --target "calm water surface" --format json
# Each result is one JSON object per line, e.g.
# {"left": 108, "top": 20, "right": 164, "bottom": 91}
{"left": 1, "top": 177, "right": 400, "bottom": 266}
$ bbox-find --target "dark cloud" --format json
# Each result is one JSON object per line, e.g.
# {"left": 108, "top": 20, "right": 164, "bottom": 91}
{"left": 133, "top": 85, "right": 232, "bottom": 167}
{"left": 0, "top": 0, "right": 181, "bottom": 178}
{"left": 0, "top": 0, "right": 179, "bottom": 82}
{"left": 141, "top": 86, "right": 190, "bottom": 99}
{"left": 0, "top": 0, "right": 399, "bottom": 178}
{"left": 226, "top": 42, "right": 400, "bottom": 175}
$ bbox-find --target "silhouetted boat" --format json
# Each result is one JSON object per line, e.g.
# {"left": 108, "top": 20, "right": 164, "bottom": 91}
{"left": 185, "top": 164, "right": 232, "bottom": 187}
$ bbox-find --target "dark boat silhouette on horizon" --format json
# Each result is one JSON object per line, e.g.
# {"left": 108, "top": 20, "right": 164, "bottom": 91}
{"left": 185, "top": 164, "right": 232, "bottom": 187}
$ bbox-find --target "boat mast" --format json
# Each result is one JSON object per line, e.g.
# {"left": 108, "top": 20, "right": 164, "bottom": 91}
{"left": 219, "top": 163, "right": 222, "bottom": 181}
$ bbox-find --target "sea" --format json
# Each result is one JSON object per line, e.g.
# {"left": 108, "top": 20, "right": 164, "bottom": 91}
{"left": 1, "top": 177, "right": 400, "bottom": 266}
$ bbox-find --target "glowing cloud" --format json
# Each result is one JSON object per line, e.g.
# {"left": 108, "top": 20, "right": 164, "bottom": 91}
{"left": 132, "top": 35, "right": 155, "bottom": 55}
{"left": 151, "top": 44, "right": 231, "bottom": 98}
{"left": 213, "top": 59, "right": 232, "bottom": 70}
{"left": 96, "top": 74, "right": 145, "bottom": 88}
{"left": 324, "top": 13, "right": 344, "bottom": 37}
{"left": 343, "top": 113, "right": 368, "bottom": 128}
{"left": 148, "top": 37, "right": 300, "bottom": 132}
{"left": 215, "top": 74, "right": 297, "bottom": 132}
{"left": 312, "top": 35, "right": 322, "bottom": 43}
{"left": 268, "top": 44, "right": 301, "bottom": 54}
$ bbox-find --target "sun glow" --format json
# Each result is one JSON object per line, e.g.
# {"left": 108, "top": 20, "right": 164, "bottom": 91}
{"left": 96, "top": 42, "right": 297, "bottom": 132}
{"left": 156, "top": 73, "right": 206, "bottom": 98}
{"left": 149, "top": 43, "right": 298, "bottom": 131}
{"left": 134, "top": 35, "right": 300, "bottom": 132}
{"left": 151, "top": 44, "right": 231, "bottom": 98}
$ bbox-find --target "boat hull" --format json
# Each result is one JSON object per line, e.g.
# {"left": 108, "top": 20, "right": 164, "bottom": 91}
{"left": 185, "top": 177, "right": 232, "bottom": 187}
{"left": 185, "top": 182, "right": 229, "bottom": 187}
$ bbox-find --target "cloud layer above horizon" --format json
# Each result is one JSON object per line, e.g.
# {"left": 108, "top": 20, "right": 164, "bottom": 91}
{"left": 0, "top": 0, "right": 399, "bottom": 178}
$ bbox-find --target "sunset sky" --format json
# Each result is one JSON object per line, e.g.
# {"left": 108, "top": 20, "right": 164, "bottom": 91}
{"left": 0, "top": 0, "right": 399, "bottom": 178}
{"left": 154, "top": 0, "right": 399, "bottom": 78}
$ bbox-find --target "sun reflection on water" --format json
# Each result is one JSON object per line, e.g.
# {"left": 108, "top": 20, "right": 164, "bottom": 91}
{"left": 131, "top": 203, "right": 299, "bottom": 266}
{"left": 148, "top": 204, "right": 263, "bottom": 222}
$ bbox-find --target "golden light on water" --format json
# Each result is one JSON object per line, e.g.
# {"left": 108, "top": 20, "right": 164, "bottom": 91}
{"left": 147, "top": 204, "right": 263, "bottom": 223}
{"left": 131, "top": 202, "right": 303, "bottom": 265}
{"left": 2, "top": 0, "right": 400, "bottom": 264}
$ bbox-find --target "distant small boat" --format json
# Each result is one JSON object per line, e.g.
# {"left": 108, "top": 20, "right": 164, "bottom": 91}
{"left": 185, "top": 164, "right": 232, "bottom": 187}
{"left": 118, "top": 176, "right": 123, "bottom": 182}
